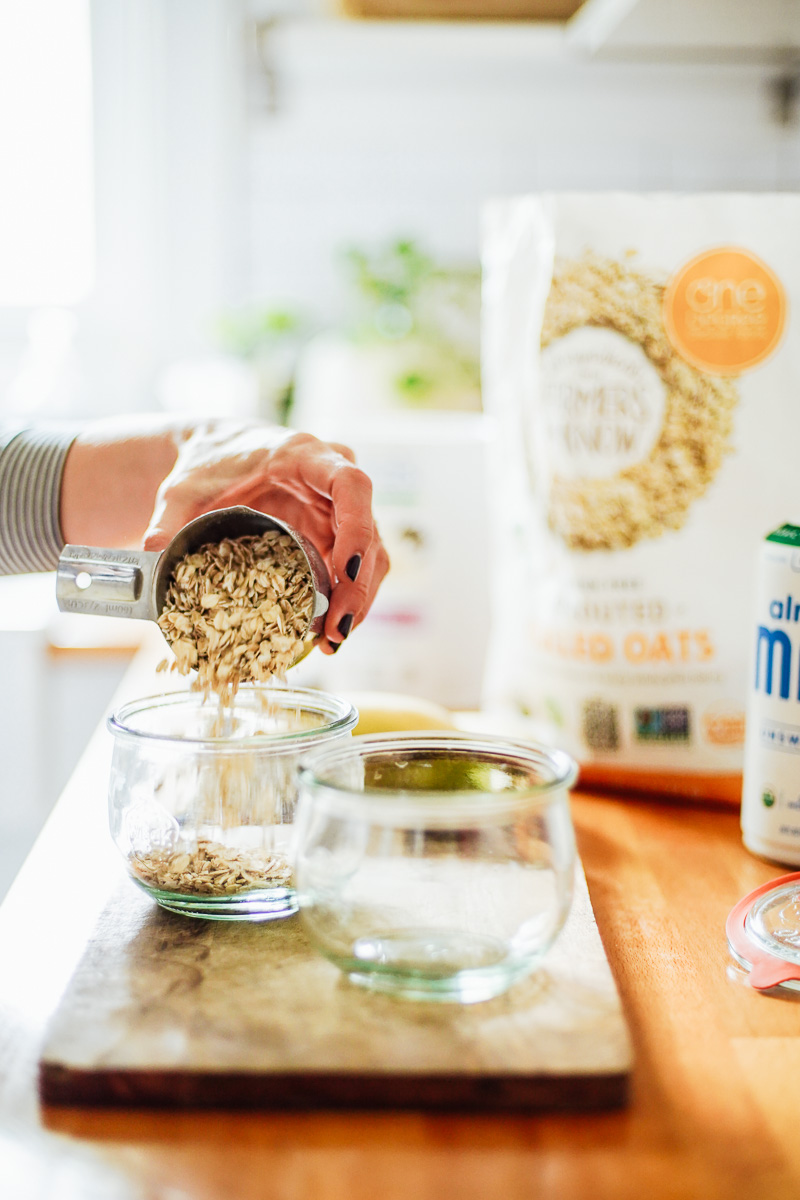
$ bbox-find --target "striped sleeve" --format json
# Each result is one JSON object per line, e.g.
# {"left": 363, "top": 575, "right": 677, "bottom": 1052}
{"left": 0, "top": 426, "right": 78, "bottom": 575}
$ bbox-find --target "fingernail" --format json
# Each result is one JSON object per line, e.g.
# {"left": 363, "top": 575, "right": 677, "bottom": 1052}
{"left": 338, "top": 613, "right": 354, "bottom": 639}
{"left": 327, "top": 640, "right": 340, "bottom": 654}
{"left": 345, "top": 555, "right": 362, "bottom": 582}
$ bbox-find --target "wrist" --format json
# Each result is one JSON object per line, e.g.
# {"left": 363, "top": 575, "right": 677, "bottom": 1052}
{"left": 60, "top": 415, "right": 183, "bottom": 548}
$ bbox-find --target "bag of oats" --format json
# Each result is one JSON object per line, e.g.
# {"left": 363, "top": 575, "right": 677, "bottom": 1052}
{"left": 481, "top": 193, "right": 800, "bottom": 803}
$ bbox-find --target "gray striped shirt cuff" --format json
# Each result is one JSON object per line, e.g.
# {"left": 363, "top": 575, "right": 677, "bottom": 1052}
{"left": 0, "top": 426, "right": 77, "bottom": 574}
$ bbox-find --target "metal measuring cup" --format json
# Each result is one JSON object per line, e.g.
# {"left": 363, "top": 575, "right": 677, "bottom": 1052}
{"left": 55, "top": 506, "right": 330, "bottom": 646}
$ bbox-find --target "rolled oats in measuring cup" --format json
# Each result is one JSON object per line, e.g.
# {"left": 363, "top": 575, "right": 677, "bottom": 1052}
{"left": 56, "top": 506, "right": 330, "bottom": 690}
{"left": 741, "top": 523, "right": 800, "bottom": 866}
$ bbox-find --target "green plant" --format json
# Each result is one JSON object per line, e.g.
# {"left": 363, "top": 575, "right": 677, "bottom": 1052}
{"left": 215, "top": 306, "right": 310, "bottom": 424}
{"left": 216, "top": 239, "right": 482, "bottom": 420}
{"left": 340, "top": 238, "right": 481, "bottom": 407}
{"left": 215, "top": 307, "right": 304, "bottom": 359}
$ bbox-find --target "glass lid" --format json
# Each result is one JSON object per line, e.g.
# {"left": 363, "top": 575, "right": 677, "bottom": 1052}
{"left": 727, "top": 872, "right": 800, "bottom": 992}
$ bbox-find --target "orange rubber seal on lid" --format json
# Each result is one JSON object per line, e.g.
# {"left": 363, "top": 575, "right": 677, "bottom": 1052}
{"left": 726, "top": 872, "right": 800, "bottom": 991}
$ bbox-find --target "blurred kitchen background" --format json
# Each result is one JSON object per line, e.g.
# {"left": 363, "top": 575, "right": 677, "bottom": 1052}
{"left": 1, "top": 0, "right": 799, "bottom": 897}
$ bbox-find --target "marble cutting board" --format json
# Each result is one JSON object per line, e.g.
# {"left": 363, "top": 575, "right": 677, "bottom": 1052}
{"left": 38, "top": 863, "right": 633, "bottom": 1111}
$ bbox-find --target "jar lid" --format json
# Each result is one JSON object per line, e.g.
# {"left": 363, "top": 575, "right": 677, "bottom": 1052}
{"left": 727, "top": 872, "right": 800, "bottom": 991}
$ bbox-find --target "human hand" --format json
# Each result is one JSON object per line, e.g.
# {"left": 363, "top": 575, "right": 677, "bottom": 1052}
{"left": 142, "top": 422, "right": 389, "bottom": 652}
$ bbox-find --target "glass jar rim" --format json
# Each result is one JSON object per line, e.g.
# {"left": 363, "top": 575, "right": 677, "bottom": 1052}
{"left": 107, "top": 685, "right": 358, "bottom": 750}
{"left": 297, "top": 731, "right": 578, "bottom": 824}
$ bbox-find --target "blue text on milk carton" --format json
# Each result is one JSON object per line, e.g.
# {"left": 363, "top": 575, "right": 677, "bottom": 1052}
{"left": 756, "top": 594, "right": 800, "bottom": 700}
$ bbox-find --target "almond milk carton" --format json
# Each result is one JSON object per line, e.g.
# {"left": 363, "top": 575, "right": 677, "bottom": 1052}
{"left": 742, "top": 522, "right": 800, "bottom": 864}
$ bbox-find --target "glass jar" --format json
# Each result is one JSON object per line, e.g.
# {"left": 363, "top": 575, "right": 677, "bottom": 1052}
{"left": 108, "top": 686, "right": 357, "bottom": 921}
{"left": 293, "top": 732, "right": 578, "bottom": 1003}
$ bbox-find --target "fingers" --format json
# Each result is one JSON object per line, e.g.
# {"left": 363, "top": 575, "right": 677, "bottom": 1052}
{"left": 267, "top": 434, "right": 388, "bottom": 638}
{"left": 323, "top": 531, "right": 390, "bottom": 651}
{"left": 328, "top": 442, "right": 356, "bottom": 464}
{"left": 140, "top": 429, "right": 390, "bottom": 655}
{"left": 330, "top": 466, "right": 376, "bottom": 571}
{"left": 321, "top": 459, "right": 383, "bottom": 646}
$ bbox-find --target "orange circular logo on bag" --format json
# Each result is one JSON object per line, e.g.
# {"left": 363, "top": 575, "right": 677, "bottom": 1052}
{"left": 664, "top": 246, "right": 786, "bottom": 376}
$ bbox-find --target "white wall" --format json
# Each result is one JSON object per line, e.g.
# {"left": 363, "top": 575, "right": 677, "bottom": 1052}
{"left": 244, "top": 18, "right": 800, "bottom": 318}
{"left": 7, "top": 3, "right": 798, "bottom": 415}
{"left": 78, "top": 0, "right": 249, "bottom": 416}
{"left": 0, "top": 0, "right": 252, "bottom": 424}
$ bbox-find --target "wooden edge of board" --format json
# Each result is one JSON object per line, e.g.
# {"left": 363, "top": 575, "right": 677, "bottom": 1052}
{"left": 39, "top": 1063, "right": 630, "bottom": 1113}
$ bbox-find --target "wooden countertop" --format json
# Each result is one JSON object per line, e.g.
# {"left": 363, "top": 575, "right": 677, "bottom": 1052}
{"left": 1, "top": 648, "right": 798, "bottom": 1200}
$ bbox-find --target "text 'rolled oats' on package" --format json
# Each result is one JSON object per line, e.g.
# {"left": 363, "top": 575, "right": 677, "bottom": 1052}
{"left": 481, "top": 193, "right": 800, "bottom": 803}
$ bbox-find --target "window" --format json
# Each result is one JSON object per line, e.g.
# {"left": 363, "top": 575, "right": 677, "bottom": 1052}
{"left": 0, "top": 0, "right": 94, "bottom": 307}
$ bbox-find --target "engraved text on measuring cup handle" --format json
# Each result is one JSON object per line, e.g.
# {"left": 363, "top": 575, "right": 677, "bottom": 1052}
{"left": 56, "top": 546, "right": 163, "bottom": 620}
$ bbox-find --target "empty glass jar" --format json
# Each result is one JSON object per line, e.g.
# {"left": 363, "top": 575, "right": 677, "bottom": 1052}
{"left": 108, "top": 686, "right": 357, "bottom": 921}
{"left": 292, "top": 732, "right": 578, "bottom": 1003}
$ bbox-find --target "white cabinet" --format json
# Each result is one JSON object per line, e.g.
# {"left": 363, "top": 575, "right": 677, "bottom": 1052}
{"left": 0, "top": 576, "right": 136, "bottom": 900}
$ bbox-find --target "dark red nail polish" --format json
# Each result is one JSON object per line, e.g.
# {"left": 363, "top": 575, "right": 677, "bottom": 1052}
{"left": 345, "top": 555, "right": 362, "bottom": 582}
{"left": 338, "top": 613, "right": 354, "bottom": 639}
{"left": 327, "top": 640, "right": 340, "bottom": 654}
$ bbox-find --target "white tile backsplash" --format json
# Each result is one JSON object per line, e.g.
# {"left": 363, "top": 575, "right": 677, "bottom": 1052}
{"left": 244, "top": 36, "right": 800, "bottom": 314}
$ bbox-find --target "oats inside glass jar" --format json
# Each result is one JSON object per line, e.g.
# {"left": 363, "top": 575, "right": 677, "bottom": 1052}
{"left": 111, "top": 687, "right": 357, "bottom": 918}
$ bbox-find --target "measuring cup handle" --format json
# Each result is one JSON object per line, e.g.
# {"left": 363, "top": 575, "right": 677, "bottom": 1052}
{"left": 56, "top": 546, "right": 163, "bottom": 620}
